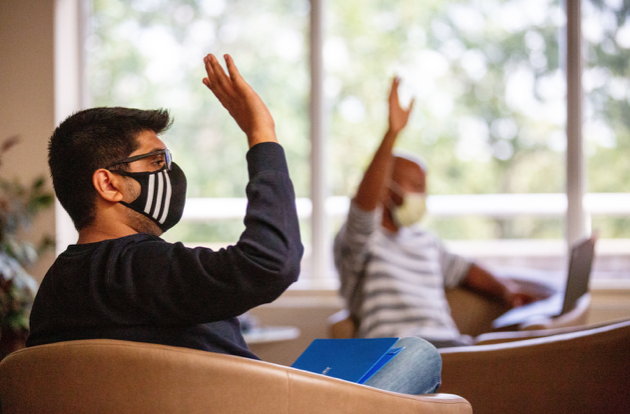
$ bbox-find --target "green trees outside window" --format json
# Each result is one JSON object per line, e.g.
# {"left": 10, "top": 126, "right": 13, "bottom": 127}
{"left": 87, "top": 0, "right": 630, "bottom": 246}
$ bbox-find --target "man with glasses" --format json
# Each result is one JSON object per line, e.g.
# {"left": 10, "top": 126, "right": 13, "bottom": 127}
{"left": 26, "top": 54, "right": 304, "bottom": 359}
{"left": 26, "top": 56, "right": 444, "bottom": 397}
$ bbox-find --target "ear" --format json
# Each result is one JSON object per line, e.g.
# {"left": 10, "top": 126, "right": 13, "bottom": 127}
{"left": 92, "top": 169, "right": 125, "bottom": 203}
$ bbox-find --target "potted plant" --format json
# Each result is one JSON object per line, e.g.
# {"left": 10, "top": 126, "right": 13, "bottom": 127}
{"left": 0, "top": 135, "right": 54, "bottom": 360}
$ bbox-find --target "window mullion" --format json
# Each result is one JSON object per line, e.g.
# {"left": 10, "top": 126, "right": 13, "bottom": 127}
{"left": 566, "top": 0, "right": 588, "bottom": 247}
{"left": 309, "top": 0, "right": 330, "bottom": 280}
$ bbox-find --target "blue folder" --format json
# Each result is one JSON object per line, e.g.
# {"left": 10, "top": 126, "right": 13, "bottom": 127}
{"left": 291, "top": 338, "right": 402, "bottom": 384}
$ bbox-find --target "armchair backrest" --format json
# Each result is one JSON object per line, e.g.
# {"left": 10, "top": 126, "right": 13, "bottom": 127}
{"left": 444, "top": 287, "right": 508, "bottom": 337}
{"left": 439, "top": 319, "right": 630, "bottom": 414}
{"left": 329, "top": 286, "right": 507, "bottom": 339}
{"left": 0, "top": 339, "right": 471, "bottom": 414}
{"left": 331, "top": 279, "right": 590, "bottom": 339}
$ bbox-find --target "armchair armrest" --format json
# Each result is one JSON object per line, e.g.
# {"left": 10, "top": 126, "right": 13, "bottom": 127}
{"left": 439, "top": 319, "right": 630, "bottom": 414}
{"left": 0, "top": 339, "right": 472, "bottom": 414}
{"left": 517, "top": 293, "right": 590, "bottom": 330}
{"left": 474, "top": 313, "right": 620, "bottom": 346}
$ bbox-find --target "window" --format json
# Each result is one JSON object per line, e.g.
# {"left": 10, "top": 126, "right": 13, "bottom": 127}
{"left": 579, "top": 0, "right": 630, "bottom": 281}
{"left": 327, "top": 0, "right": 566, "bottom": 241}
{"left": 67, "top": 0, "right": 630, "bottom": 285}
{"left": 86, "top": 0, "right": 310, "bottom": 239}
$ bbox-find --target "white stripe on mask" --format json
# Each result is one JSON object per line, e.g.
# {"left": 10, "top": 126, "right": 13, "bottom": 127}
{"left": 159, "top": 171, "right": 172, "bottom": 224}
{"left": 153, "top": 172, "right": 164, "bottom": 219}
{"left": 144, "top": 174, "right": 155, "bottom": 215}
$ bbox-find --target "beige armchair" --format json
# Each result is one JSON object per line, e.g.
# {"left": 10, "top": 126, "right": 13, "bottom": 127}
{"left": 439, "top": 318, "right": 630, "bottom": 414}
{"left": 329, "top": 277, "right": 590, "bottom": 340}
{"left": 0, "top": 339, "right": 472, "bottom": 414}
{"left": 446, "top": 281, "right": 590, "bottom": 337}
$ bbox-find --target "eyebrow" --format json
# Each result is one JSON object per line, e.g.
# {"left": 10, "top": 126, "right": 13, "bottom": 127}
{"left": 130, "top": 147, "right": 166, "bottom": 157}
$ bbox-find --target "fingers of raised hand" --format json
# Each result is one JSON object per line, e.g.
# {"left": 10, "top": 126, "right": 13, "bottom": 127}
{"left": 389, "top": 76, "right": 401, "bottom": 97}
{"left": 203, "top": 55, "right": 216, "bottom": 85}
{"left": 210, "top": 55, "right": 231, "bottom": 86}
{"left": 224, "top": 54, "right": 242, "bottom": 83}
{"left": 407, "top": 98, "right": 415, "bottom": 112}
{"left": 203, "top": 54, "right": 235, "bottom": 98}
{"left": 391, "top": 76, "right": 400, "bottom": 89}
{"left": 224, "top": 54, "right": 255, "bottom": 99}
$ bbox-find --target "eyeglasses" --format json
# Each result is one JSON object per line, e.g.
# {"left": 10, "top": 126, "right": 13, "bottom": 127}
{"left": 107, "top": 148, "right": 172, "bottom": 171}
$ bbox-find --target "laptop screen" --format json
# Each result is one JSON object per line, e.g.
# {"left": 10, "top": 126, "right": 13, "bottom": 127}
{"left": 561, "top": 235, "right": 596, "bottom": 314}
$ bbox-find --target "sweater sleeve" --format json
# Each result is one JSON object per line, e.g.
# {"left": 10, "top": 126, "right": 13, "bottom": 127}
{"left": 436, "top": 236, "right": 472, "bottom": 289}
{"left": 333, "top": 200, "right": 381, "bottom": 318}
{"left": 108, "top": 142, "right": 304, "bottom": 325}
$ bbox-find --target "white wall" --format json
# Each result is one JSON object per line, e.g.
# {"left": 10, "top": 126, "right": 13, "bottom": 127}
{"left": 0, "top": 0, "right": 57, "bottom": 283}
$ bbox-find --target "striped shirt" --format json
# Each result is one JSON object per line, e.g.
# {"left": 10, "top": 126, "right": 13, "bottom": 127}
{"left": 334, "top": 201, "right": 471, "bottom": 341}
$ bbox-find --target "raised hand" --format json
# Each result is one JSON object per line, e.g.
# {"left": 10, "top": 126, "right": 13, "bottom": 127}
{"left": 388, "top": 77, "right": 414, "bottom": 135}
{"left": 202, "top": 54, "right": 277, "bottom": 147}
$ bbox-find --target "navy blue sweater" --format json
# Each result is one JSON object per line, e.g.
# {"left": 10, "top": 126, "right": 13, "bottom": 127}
{"left": 27, "top": 142, "right": 303, "bottom": 359}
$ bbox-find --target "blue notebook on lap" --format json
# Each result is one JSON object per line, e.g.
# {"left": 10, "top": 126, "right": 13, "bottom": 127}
{"left": 291, "top": 338, "right": 402, "bottom": 384}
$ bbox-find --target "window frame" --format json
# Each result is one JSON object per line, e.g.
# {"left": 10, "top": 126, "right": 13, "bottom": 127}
{"left": 55, "top": 0, "right": 620, "bottom": 284}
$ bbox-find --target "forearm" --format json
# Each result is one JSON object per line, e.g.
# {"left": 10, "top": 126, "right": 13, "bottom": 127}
{"left": 167, "top": 143, "right": 301, "bottom": 322}
{"left": 461, "top": 264, "right": 510, "bottom": 303}
{"left": 354, "top": 128, "right": 399, "bottom": 212}
{"left": 247, "top": 129, "right": 278, "bottom": 147}
{"left": 239, "top": 142, "right": 303, "bottom": 274}
{"left": 354, "top": 77, "right": 413, "bottom": 212}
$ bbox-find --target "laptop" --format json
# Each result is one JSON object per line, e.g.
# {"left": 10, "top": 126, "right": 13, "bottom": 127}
{"left": 492, "top": 234, "right": 597, "bottom": 329}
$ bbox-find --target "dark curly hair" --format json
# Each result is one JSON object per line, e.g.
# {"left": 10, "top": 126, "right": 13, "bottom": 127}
{"left": 48, "top": 107, "right": 172, "bottom": 230}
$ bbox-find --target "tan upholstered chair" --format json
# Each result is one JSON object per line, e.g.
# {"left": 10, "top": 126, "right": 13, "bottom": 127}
{"left": 0, "top": 339, "right": 472, "bottom": 414}
{"left": 446, "top": 283, "right": 591, "bottom": 337}
{"left": 329, "top": 277, "right": 590, "bottom": 340}
{"left": 439, "top": 318, "right": 630, "bottom": 414}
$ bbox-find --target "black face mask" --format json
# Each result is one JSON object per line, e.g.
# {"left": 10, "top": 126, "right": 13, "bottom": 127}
{"left": 114, "top": 162, "right": 187, "bottom": 233}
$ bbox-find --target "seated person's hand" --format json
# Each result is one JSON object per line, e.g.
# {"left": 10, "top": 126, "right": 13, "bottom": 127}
{"left": 463, "top": 264, "right": 553, "bottom": 309}
{"left": 506, "top": 291, "right": 535, "bottom": 308}
{"left": 501, "top": 279, "right": 552, "bottom": 309}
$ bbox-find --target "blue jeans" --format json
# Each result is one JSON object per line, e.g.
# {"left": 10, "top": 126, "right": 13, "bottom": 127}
{"left": 363, "top": 337, "right": 442, "bottom": 395}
